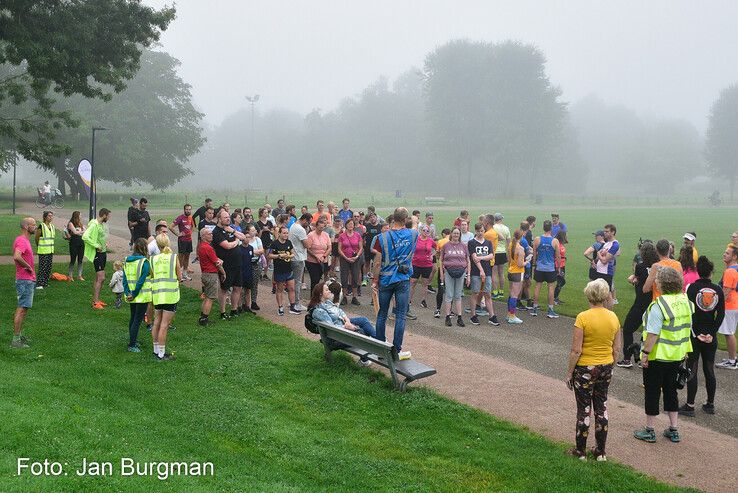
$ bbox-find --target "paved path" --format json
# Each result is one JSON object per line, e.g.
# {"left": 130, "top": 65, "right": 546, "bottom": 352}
{"left": 10, "top": 203, "right": 737, "bottom": 492}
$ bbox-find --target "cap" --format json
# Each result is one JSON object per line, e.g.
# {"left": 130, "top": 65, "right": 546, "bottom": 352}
{"left": 425, "top": 211, "right": 433, "bottom": 217}
{"left": 593, "top": 230, "right": 605, "bottom": 237}
{"left": 551, "top": 213, "right": 560, "bottom": 218}
{"left": 683, "top": 233, "right": 696, "bottom": 241}
{"left": 494, "top": 213, "right": 504, "bottom": 221}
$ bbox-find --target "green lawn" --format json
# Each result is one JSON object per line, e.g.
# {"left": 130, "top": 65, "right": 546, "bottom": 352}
{"left": 0, "top": 215, "right": 70, "bottom": 256}
{"left": 0, "top": 264, "right": 692, "bottom": 492}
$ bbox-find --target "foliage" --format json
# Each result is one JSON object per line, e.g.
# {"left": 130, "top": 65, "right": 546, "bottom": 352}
{"left": 0, "top": 0, "right": 175, "bottom": 167}
{"left": 705, "top": 83, "right": 738, "bottom": 199}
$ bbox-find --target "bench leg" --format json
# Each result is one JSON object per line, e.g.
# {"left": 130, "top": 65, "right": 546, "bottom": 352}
{"left": 399, "top": 379, "right": 408, "bottom": 392}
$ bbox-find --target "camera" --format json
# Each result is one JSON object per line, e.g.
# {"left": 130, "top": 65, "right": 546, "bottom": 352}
{"left": 397, "top": 263, "right": 410, "bottom": 275}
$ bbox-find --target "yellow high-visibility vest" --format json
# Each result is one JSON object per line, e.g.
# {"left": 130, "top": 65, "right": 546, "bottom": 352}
{"left": 37, "top": 222, "right": 55, "bottom": 254}
{"left": 151, "top": 253, "right": 179, "bottom": 305}
{"left": 123, "top": 258, "right": 152, "bottom": 304}
{"left": 642, "top": 293, "right": 693, "bottom": 361}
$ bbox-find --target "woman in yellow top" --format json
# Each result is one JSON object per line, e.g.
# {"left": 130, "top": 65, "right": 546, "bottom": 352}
{"left": 506, "top": 229, "right": 525, "bottom": 324}
{"left": 565, "top": 278, "right": 621, "bottom": 461}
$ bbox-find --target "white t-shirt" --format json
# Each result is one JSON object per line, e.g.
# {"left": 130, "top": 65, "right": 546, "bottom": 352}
{"left": 493, "top": 224, "right": 511, "bottom": 253}
{"left": 147, "top": 239, "right": 160, "bottom": 256}
{"left": 460, "top": 232, "right": 474, "bottom": 245}
{"left": 289, "top": 223, "right": 308, "bottom": 262}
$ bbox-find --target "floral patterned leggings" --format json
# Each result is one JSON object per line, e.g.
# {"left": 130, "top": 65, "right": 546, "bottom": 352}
{"left": 573, "top": 363, "right": 612, "bottom": 454}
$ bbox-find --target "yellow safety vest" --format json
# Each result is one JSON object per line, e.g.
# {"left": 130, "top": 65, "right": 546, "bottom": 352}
{"left": 123, "top": 258, "right": 152, "bottom": 304}
{"left": 642, "top": 293, "right": 694, "bottom": 361}
{"left": 38, "top": 222, "right": 55, "bottom": 254}
{"left": 151, "top": 253, "right": 180, "bottom": 305}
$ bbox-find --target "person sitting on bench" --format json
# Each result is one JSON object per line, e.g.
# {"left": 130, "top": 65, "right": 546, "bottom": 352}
{"left": 309, "top": 279, "right": 376, "bottom": 339}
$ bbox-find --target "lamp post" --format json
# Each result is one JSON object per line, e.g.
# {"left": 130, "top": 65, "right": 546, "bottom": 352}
{"left": 245, "top": 94, "right": 259, "bottom": 187}
{"left": 89, "top": 127, "right": 107, "bottom": 220}
{"left": 12, "top": 154, "right": 17, "bottom": 215}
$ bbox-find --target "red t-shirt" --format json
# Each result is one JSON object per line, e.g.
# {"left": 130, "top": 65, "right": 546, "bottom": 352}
{"left": 14, "top": 235, "right": 35, "bottom": 281}
{"left": 197, "top": 242, "right": 219, "bottom": 273}
{"left": 174, "top": 214, "right": 194, "bottom": 241}
{"left": 413, "top": 236, "right": 436, "bottom": 268}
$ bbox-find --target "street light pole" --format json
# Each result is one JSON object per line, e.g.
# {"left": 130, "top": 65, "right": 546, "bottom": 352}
{"left": 12, "top": 155, "right": 17, "bottom": 215}
{"left": 89, "top": 127, "right": 107, "bottom": 220}
{"left": 245, "top": 94, "right": 260, "bottom": 188}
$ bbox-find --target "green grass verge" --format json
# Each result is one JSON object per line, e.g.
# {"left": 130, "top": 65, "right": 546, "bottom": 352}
{"left": 0, "top": 215, "right": 69, "bottom": 256}
{"left": 0, "top": 264, "right": 694, "bottom": 492}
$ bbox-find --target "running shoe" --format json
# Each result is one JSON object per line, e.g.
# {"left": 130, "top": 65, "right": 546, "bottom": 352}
{"left": 361, "top": 280, "right": 368, "bottom": 287}
{"left": 99, "top": 301, "right": 108, "bottom": 307}
{"left": 157, "top": 353, "right": 176, "bottom": 362}
{"left": 530, "top": 306, "right": 539, "bottom": 317}
{"left": 702, "top": 402, "right": 715, "bottom": 414}
{"left": 251, "top": 302, "right": 260, "bottom": 311}
{"left": 591, "top": 448, "right": 607, "bottom": 462}
{"left": 677, "top": 404, "right": 695, "bottom": 417}
{"left": 488, "top": 315, "right": 500, "bottom": 326}
{"left": 10, "top": 340, "right": 29, "bottom": 349}
{"left": 633, "top": 427, "right": 656, "bottom": 443}
{"left": 427, "top": 285, "right": 437, "bottom": 293}
{"left": 289, "top": 305, "right": 302, "bottom": 315}
{"left": 616, "top": 359, "right": 633, "bottom": 369}
{"left": 35, "top": 286, "right": 44, "bottom": 290}
{"left": 198, "top": 317, "right": 211, "bottom": 326}
{"left": 547, "top": 308, "right": 559, "bottom": 319}
{"left": 463, "top": 307, "right": 471, "bottom": 314}
{"left": 220, "top": 312, "right": 231, "bottom": 321}
{"left": 351, "top": 297, "right": 360, "bottom": 306}
{"left": 127, "top": 346, "right": 142, "bottom": 353}
{"left": 715, "top": 359, "right": 738, "bottom": 369}
{"left": 434, "top": 309, "right": 441, "bottom": 318}
{"left": 445, "top": 315, "right": 452, "bottom": 327}
{"left": 470, "top": 315, "right": 480, "bottom": 325}
{"left": 405, "top": 311, "right": 417, "bottom": 320}
{"left": 420, "top": 299, "right": 428, "bottom": 309}
{"left": 456, "top": 316, "right": 465, "bottom": 327}
{"left": 662, "top": 427, "right": 680, "bottom": 443}
{"left": 526, "top": 299, "right": 534, "bottom": 309}
{"left": 340, "top": 297, "right": 348, "bottom": 306}
{"left": 507, "top": 316, "right": 523, "bottom": 324}
{"left": 92, "top": 302, "right": 105, "bottom": 310}
{"left": 568, "top": 448, "right": 586, "bottom": 461}
{"left": 278, "top": 306, "right": 284, "bottom": 316}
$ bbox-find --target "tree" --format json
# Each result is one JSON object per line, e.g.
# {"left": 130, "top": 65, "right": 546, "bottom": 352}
{"left": 705, "top": 83, "right": 738, "bottom": 199}
{"left": 51, "top": 50, "right": 205, "bottom": 192}
{"left": 0, "top": 0, "right": 175, "bottom": 167}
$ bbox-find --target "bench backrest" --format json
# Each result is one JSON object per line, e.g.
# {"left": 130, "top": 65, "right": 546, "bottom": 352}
{"left": 315, "top": 321, "right": 395, "bottom": 359}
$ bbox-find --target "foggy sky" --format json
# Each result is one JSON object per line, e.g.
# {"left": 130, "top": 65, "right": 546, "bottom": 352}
{"left": 147, "top": 0, "right": 738, "bottom": 131}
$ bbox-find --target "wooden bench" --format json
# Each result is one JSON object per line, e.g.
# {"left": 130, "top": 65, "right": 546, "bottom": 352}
{"left": 315, "top": 321, "right": 436, "bottom": 392}
{"left": 424, "top": 196, "right": 446, "bottom": 205}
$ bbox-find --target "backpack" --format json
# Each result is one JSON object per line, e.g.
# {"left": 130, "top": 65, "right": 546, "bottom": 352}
{"left": 304, "top": 307, "right": 319, "bottom": 334}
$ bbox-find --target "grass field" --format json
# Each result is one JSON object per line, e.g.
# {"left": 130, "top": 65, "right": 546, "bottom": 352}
{"left": 0, "top": 264, "right": 693, "bottom": 492}
{"left": 0, "top": 215, "right": 70, "bottom": 256}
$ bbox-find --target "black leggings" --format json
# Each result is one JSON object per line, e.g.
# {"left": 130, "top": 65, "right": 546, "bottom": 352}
{"left": 128, "top": 302, "right": 148, "bottom": 347}
{"left": 68, "top": 241, "right": 84, "bottom": 277}
{"left": 339, "top": 257, "right": 362, "bottom": 291}
{"left": 305, "top": 261, "right": 327, "bottom": 295}
{"left": 686, "top": 336, "right": 717, "bottom": 405}
{"left": 554, "top": 268, "right": 566, "bottom": 299}
{"left": 622, "top": 300, "right": 649, "bottom": 360}
{"left": 435, "top": 268, "right": 445, "bottom": 310}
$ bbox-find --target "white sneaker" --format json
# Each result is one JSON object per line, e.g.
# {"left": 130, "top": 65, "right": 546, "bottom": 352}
{"left": 35, "top": 286, "right": 44, "bottom": 290}
{"left": 716, "top": 359, "right": 738, "bottom": 369}
{"left": 358, "top": 359, "right": 372, "bottom": 367}
{"left": 398, "top": 350, "right": 412, "bottom": 361}
{"left": 507, "top": 316, "right": 523, "bottom": 324}
{"left": 294, "top": 304, "right": 306, "bottom": 312}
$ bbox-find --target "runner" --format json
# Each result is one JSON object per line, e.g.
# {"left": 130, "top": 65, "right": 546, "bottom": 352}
{"left": 311, "top": 200, "right": 331, "bottom": 225}
{"left": 363, "top": 213, "right": 382, "bottom": 286}
{"left": 715, "top": 245, "right": 738, "bottom": 369}
{"left": 305, "top": 218, "right": 331, "bottom": 294}
{"left": 123, "top": 238, "right": 151, "bottom": 352}
{"left": 424, "top": 212, "right": 437, "bottom": 240}
{"left": 328, "top": 217, "right": 342, "bottom": 277}
{"left": 440, "top": 227, "right": 470, "bottom": 327}
{"left": 680, "top": 256, "right": 725, "bottom": 416}
{"left": 459, "top": 220, "right": 473, "bottom": 245}
{"left": 409, "top": 224, "right": 435, "bottom": 311}
{"left": 491, "top": 213, "right": 510, "bottom": 300}
{"left": 285, "top": 205, "right": 297, "bottom": 229}
{"left": 196, "top": 228, "right": 225, "bottom": 326}
{"left": 193, "top": 198, "right": 212, "bottom": 229}
{"left": 683, "top": 232, "right": 698, "bottom": 263}
{"left": 679, "top": 246, "right": 698, "bottom": 287}
{"left": 272, "top": 199, "right": 286, "bottom": 218}
{"left": 454, "top": 210, "right": 471, "bottom": 229}
{"left": 150, "top": 234, "right": 181, "bottom": 361}
{"left": 213, "top": 209, "right": 245, "bottom": 320}
{"left": 594, "top": 224, "right": 619, "bottom": 308}
{"left": 468, "top": 223, "right": 499, "bottom": 326}
{"left": 238, "top": 226, "right": 255, "bottom": 315}
{"left": 128, "top": 197, "right": 150, "bottom": 243}
{"left": 247, "top": 224, "right": 265, "bottom": 310}
{"left": 372, "top": 208, "right": 417, "bottom": 360}
{"left": 34, "top": 210, "right": 55, "bottom": 289}
{"left": 172, "top": 204, "right": 194, "bottom": 281}
{"left": 11, "top": 218, "right": 36, "bottom": 349}
{"left": 126, "top": 197, "right": 138, "bottom": 249}
{"left": 338, "top": 198, "right": 353, "bottom": 224}
{"left": 643, "top": 239, "right": 683, "bottom": 300}
{"left": 66, "top": 211, "right": 85, "bottom": 281}
{"left": 338, "top": 218, "right": 364, "bottom": 306}
{"left": 554, "top": 230, "right": 568, "bottom": 304}
{"left": 507, "top": 229, "right": 526, "bottom": 324}
{"left": 551, "top": 213, "right": 567, "bottom": 238}
{"left": 198, "top": 207, "right": 216, "bottom": 236}
{"left": 522, "top": 215, "right": 536, "bottom": 308}
{"left": 531, "top": 220, "right": 561, "bottom": 318}
{"left": 268, "top": 226, "right": 300, "bottom": 315}
{"left": 289, "top": 213, "right": 311, "bottom": 310}
{"left": 584, "top": 230, "right": 605, "bottom": 281}
{"left": 434, "top": 228, "right": 451, "bottom": 318}
{"left": 83, "top": 208, "right": 110, "bottom": 309}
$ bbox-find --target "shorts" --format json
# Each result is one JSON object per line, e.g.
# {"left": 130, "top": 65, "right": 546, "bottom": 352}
{"left": 201, "top": 272, "right": 219, "bottom": 299}
{"left": 470, "top": 275, "right": 492, "bottom": 294}
{"left": 494, "top": 253, "right": 508, "bottom": 266}
{"left": 154, "top": 303, "right": 177, "bottom": 312}
{"left": 533, "top": 269, "right": 557, "bottom": 283}
{"left": 16, "top": 279, "right": 36, "bottom": 308}
{"left": 411, "top": 266, "right": 432, "bottom": 279}
{"left": 331, "top": 243, "right": 339, "bottom": 256}
{"left": 718, "top": 309, "right": 738, "bottom": 335}
{"left": 221, "top": 266, "right": 243, "bottom": 290}
{"left": 274, "top": 271, "right": 294, "bottom": 283}
{"left": 593, "top": 272, "right": 614, "bottom": 290}
{"left": 178, "top": 238, "right": 193, "bottom": 254}
{"left": 94, "top": 252, "right": 107, "bottom": 272}
{"left": 508, "top": 272, "right": 524, "bottom": 283}
{"left": 241, "top": 272, "right": 253, "bottom": 289}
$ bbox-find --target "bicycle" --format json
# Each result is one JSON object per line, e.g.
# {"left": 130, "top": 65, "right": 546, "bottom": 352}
{"left": 35, "top": 188, "right": 65, "bottom": 209}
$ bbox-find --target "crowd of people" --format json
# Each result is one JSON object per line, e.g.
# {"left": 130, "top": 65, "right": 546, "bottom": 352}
{"left": 10, "top": 198, "right": 738, "bottom": 459}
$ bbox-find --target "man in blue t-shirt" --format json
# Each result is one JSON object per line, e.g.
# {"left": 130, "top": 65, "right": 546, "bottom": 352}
{"left": 338, "top": 198, "right": 353, "bottom": 225}
{"left": 595, "top": 224, "right": 619, "bottom": 308}
{"left": 371, "top": 208, "right": 417, "bottom": 360}
{"left": 551, "top": 213, "right": 567, "bottom": 239}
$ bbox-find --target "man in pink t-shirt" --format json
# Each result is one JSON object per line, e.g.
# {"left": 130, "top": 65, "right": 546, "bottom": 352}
{"left": 12, "top": 217, "right": 37, "bottom": 349}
